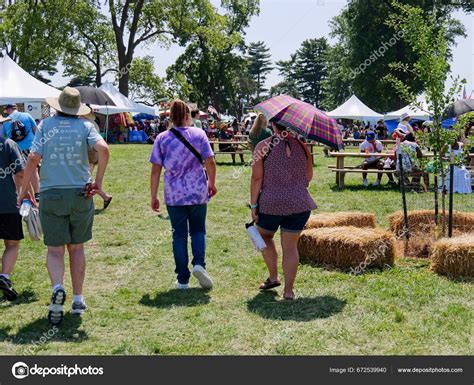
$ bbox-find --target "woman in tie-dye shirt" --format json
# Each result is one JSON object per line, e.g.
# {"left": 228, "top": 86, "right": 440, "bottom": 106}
{"left": 150, "top": 100, "right": 217, "bottom": 290}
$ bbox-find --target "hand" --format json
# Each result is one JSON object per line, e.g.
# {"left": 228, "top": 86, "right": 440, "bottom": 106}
{"left": 251, "top": 208, "right": 258, "bottom": 222}
{"left": 151, "top": 197, "right": 160, "bottom": 212}
{"left": 87, "top": 181, "right": 101, "bottom": 198}
{"left": 17, "top": 191, "right": 36, "bottom": 208}
{"left": 208, "top": 183, "right": 218, "bottom": 197}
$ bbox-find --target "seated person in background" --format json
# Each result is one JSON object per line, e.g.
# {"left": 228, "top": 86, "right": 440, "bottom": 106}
{"left": 352, "top": 124, "right": 360, "bottom": 139}
{"left": 218, "top": 123, "right": 244, "bottom": 164}
{"left": 360, "top": 131, "right": 394, "bottom": 187}
{"left": 397, "top": 133, "right": 429, "bottom": 191}
{"left": 393, "top": 113, "right": 413, "bottom": 140}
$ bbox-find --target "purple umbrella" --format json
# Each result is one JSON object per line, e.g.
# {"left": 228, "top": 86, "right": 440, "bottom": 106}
{"left": 255, "top": 95, "right": 343, "bottom": 150}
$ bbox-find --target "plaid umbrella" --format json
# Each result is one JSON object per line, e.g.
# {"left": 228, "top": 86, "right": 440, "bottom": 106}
{"left": 255, "top": 95, "right": 343, "bottom": 150}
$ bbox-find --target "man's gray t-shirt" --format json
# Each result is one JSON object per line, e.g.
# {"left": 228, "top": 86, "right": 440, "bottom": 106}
{"left": 32, "top": 115, "right": 103, "bottom": 192}
{"left": 0, "top": 137, "right": 25, "bottom": 213}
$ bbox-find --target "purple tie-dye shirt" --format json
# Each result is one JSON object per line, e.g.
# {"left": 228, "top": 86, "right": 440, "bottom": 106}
{"left": 150, "top": 127, "right": 214, "bottom": 206}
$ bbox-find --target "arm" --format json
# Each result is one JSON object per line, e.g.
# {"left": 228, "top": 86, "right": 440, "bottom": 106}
{"left": 204, "top": 156, "right": 217, "bottom": 197}
{"left": 250, "top": 151, "right": 264, "bottom": 221}
{"left": 150, "top": 164, "right": 162, "bottom": 212}
{"left": 306, "top": 148, "right": 314, "bottom": 183}
{"left": 93, "top": 140, "right": 110, "bottom": 191}
{"left": 18, "top": 153, "right": 42, "bottom": 204}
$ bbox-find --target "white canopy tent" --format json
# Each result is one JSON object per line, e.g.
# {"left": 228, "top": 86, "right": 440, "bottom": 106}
{"left": 0, "top": 54, "right": 60, "bottom": 104}
{"left": 327, "top": 95, "right": 383, "bottom": 120}
{"left": 384, "top": 95, "right": 432, "bottom": 121}
{"left": 99, "top": 81, "right": 156, "bottom": 116}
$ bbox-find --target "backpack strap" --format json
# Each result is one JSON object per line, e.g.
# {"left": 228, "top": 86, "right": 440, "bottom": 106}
{"left": 170, "top": 128, "right": 204, "bottom": 164}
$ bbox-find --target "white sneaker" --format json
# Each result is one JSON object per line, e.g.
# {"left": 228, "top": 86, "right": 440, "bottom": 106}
{"left": 192, "top": 265, "right": 213, "bottom": 289}
{"left": 373, "top": 180, "right": 381, "bottom": 187}
{"left": 363, "top": 179, "right": 369, "bottom": 187}
{"left": 176, "top": 281, "right": 190, "bottom": 290}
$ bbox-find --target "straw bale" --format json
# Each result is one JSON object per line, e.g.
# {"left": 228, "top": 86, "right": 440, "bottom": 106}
{"left": 305, "top": 212, "right": 377, "bottom": 230}
{"left": 430, "top": 234, "right": 474, "bottom": 278}
{"left": 298, "top": 226, "right": 395, "bottom": 269}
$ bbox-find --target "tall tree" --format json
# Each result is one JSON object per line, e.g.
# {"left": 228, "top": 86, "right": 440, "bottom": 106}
{"left": 167, "top": 0, "right": 260, "bottom": 116}
{"left": 63, "top": 1, "right": 117, "bottom": 87}
{"left": 247, "top": 41, "right": 273, "bottom": 102}
{"left": 107, "top": 0, "right": 214, "bottom": 97}
{"left": 294, "top": 38, "right": 329, "bottom": 108}
{"left": 329, "top": 0, "right": 467, "bottom": 112}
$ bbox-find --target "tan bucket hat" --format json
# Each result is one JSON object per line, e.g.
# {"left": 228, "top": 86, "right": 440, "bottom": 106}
{"left": 46, "top": 87, "right": 91, "bottom": 116}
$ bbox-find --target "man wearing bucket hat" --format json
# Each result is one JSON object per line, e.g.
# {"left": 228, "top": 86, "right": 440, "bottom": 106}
{"left": 18, "top": 87, "right": 110, "bottom": 325}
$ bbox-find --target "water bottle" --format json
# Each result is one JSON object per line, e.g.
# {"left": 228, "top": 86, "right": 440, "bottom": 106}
{"left": 19, "top": 199, "right": 31, "bottom": 217}
{"left": 246, "top": 222, "right": 267, "bottom": 251}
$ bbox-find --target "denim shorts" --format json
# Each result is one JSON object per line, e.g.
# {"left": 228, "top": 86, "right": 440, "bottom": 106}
{"left": 257, "top": 211, "right": 311, "bottom": 233}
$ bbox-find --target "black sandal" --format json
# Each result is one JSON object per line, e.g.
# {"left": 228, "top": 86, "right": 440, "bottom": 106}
{"left": 259, "top": 278, "right": 281, "bottom": 291}
{"left": 103, "top": 196, "right": 113, "bottom": 210}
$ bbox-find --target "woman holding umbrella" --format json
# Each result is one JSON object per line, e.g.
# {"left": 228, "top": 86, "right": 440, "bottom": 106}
{"left": 250, "top": 121, "right": 316, "bottom": 300}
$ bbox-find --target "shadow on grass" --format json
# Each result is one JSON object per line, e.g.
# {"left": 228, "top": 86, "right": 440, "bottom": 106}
{"left": 140, "top": 289, "right": 210, "bottom": 308}
{"left": 0, "top": 289, "right": 37, "bottom": 307}
{"left": 247, "top": 291, "right": 346, "bottom": 322}
{"left": 4, "top": 314, "right": 88, "bottom": 345}
{"left": 330, "top": 184, "right": 399, "bottom": 193}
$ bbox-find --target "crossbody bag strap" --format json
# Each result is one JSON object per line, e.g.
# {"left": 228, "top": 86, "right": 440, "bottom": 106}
{"left": 170, "top": 128, "right": 204, "bottom": 164}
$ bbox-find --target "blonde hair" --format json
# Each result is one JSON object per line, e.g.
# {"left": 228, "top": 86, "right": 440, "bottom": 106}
{"left": 250, "top": 114, "right": 268, "bottom": 137}
{"left": 170, "top": 99, "right": 190, "bottom": 127}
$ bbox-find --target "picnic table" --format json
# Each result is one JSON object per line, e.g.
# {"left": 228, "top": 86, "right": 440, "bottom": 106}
{"left": 209, "top": 140, "right": 318, "bottom": 165}
{"left": 329, "top": 151, "right": 435, "bottom": 189}
{"left": 343, "top": 139, "right": 396, "bottom": 146}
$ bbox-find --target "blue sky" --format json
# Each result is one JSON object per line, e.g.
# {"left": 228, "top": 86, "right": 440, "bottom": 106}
{"left": 52, "top": 0, "right": 474, "bottom": 97}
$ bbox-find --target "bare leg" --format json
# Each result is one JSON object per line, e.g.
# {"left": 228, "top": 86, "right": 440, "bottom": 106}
{"left": 258, "top": 228, "right": 279, "bottom": 282}
{"left": 281, "top": 231, "right": 301, "bottom": 299}
{"left": 47, "top": 246, "right": 66, "bottom": 287}
{"left": 2, "top": 240, "right": 20, "bottom": 275}
{"left": 362, "top": 161, "right": 369, "bottom": 180}
{"left": 67, "top": 244, "right": 86, "bottom": 296}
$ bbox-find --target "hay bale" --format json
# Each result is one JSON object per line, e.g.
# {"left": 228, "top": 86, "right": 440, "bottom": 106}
{"left": 298, "top": 226, "right": 395, "bottom": 270}
{"left": 430, "top": 234, "right": 474, "bottom": 278}
{"left": 305, "top": 212, "right": 377, "bottom": 230}
{"left": 388, "top": 210, "right": 474, "bottom": 236}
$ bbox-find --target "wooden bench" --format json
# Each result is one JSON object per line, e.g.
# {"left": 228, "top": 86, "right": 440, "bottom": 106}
{"left": 330, "top": 169, "right": 397, "bottom": 189}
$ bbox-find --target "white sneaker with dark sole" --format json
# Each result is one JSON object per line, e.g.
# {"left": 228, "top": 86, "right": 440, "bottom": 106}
{"left": 48, "top": 288, "right": 66, "bottom": 325}
{"left": 192, "top": 265, "right": 213, "bottom": 289}
{"left": 72, "top": 301, "right": 87, "bottom": 315}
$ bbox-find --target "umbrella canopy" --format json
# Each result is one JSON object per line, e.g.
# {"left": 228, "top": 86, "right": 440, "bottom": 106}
{"left": 74, "top": 86, "right": 115, "bottom": 106}
{"left": 327, "top": 95, "right": 383, "bottom": 120}
{"left": 255, "top": 95, "right": 343, "bottom": 150}
{"left": 99, "top": 81, "right": 156, "bottom": 116}
{"left": 444, "top": 99, "right": 474, "bottom": 119}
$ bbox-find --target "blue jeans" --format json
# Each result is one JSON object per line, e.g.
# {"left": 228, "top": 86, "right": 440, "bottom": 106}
{"left": 167, "top": 204, "right": 207, "bottom": 284}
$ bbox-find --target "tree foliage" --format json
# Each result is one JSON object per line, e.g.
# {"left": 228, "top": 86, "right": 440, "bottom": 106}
{"left": 128, "top": 56, "right": 167, "bottom": 106}
{"left": 246, "top": 41, "right": 273, "bottom": 102}
{"left": 166, "top": 0, "right": 260, "bottom": 116}
{"left": 327, "top": 0, "right": 467, "bottom": 112}
{"left": 0, "top": 0, "right": 72, "bottom": 83}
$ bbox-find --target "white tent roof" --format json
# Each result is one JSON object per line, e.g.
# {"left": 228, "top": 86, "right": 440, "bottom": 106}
{"left": 99, "top": 81, "right": 155, "bottom": 116}
{"left": 0, "top": 54, "right": 60, "bottom": 104}
{"left": 327, "top": 95, "right": 383, "bottom": 120}
{"left": 384, "top": 95, "right": 432, "bottom": 121}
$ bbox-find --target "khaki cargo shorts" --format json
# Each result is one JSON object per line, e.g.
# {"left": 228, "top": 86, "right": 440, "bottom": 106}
{"left": 40, "top": 188, "right": 94, "bottom": 247}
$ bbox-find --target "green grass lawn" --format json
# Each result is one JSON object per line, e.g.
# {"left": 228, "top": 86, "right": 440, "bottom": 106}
{"left": 0, "top": 144, "right": 472, "bottom": 355}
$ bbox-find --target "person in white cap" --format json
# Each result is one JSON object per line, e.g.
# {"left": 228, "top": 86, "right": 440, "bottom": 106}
{"left": 18, "top": 87, "right": 110, "bottom": 325}
{"left": 394, "top": 113, "right": 414, "bottom": 140}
